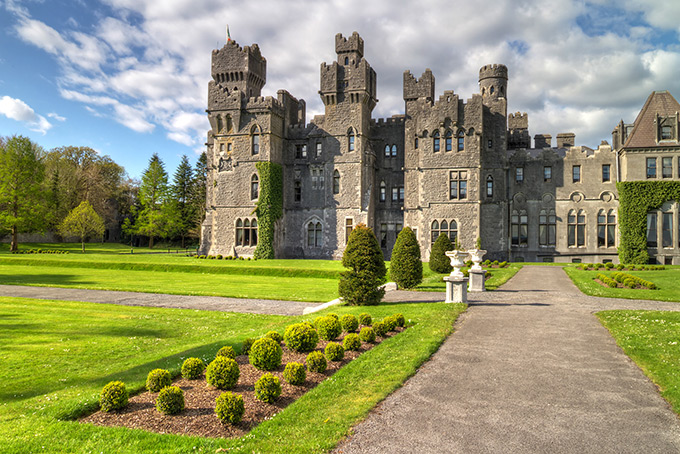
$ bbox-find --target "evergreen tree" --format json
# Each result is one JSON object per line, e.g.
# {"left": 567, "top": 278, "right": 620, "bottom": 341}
{"left": 0, "top": 136, "right": 48, "bottom": 252}
{"left": 338, "top": 223, "right": 386, "bottom": 305}
{"left": 134, "top": 153, "right": 176, "bottom": 248}
{"left": 172, "top": 155, "right": 196, "bottom": 248}
{"left": 389, "top": 226, "right": 423, "bottom": 289}
{"left": 59, "top": 201, "right": 105, "bottom": 252}
{"left": 190, "top": 152, "right": 208, "bottom": 235}
{"left": 429, "top": 233, "right": 453, "bottom": 273}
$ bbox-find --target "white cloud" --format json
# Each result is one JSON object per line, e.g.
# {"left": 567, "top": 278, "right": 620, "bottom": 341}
{"left": 47, "top": 112, "right": 66, "bottom": 121}
{"left": 0, "top": 95, "right": 52, "bottom": 134}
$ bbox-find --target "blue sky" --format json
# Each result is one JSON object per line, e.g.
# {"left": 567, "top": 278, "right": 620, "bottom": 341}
{"left": 1, "top": 0, "right": 680, "bottom": 179}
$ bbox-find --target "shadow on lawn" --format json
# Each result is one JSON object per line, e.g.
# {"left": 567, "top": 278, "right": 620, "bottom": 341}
{"left": 0, "top": 273, "right": 91, "bottom": 286}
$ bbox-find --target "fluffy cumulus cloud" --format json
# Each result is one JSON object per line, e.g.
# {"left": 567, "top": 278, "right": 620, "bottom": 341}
{"left": 5, "top": 0, "right": 680, "bottom": 150}
{"left": 0, "top": 96, "right": 52, "bottom": 134}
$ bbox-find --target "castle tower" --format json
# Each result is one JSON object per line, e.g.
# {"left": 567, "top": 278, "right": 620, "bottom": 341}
{"left": 479, "top": 64, "right": 507, "bottom": 101}
{"left": 211, "top": 40, "right": 266, "bottom": 99}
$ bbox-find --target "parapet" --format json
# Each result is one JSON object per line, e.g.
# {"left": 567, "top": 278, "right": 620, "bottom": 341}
{"left": 508, "top": 112, "right": 528, "bottom": 129}
{"left": 403, "top": 69, "right": 435, "bottom": 102}
{"left": 370, "top": 115, "right": 406, "bottom": 126}
{"left": 556, "top": 133, "right": 575, "bottom": 148}
{"left": 534, "top": 134, "right": 552, "bottom": 148}
{"left": 479, "top": 64, "right": 508, "bottom": 81}
{"left": 335, "top": 32, "right": 364, "bottom": 57}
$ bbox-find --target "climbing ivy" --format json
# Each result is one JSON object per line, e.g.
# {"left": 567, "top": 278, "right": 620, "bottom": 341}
{"left": 254, "top": 161, "right": 283, "bottom": 259}
{"left": 617, "top": 181, "right": 680, "bottom": 264}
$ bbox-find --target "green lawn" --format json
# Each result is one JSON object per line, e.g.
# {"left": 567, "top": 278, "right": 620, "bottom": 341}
{"left": 564, "top": 266, "right": 680, "bottom": 302}
{"left": 0, "top": 297, "right": 465, "bottom": 453}
{"left": 598, "top": 310, "right": 680, "bottom": 415}
{"left": 417, "top": 264, "right": 522, "bottom": 291}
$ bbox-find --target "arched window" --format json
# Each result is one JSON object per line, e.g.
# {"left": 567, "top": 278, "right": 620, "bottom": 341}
{"left": 415, "top": 137, "right": 419, "bottom": 149}
{"left": 251, "top": 174, "right": 259, "bottom": 200}
{"left": 486, "top": 176, "right": 493, "bottom": 197}
{"left": 294, "top": 181, "right": 302, "bottom": 202}
{"left": 445, "top": 131, "right": 453, "bottom": 152}
{"left": 236, "top": 219, "right": 243, "bottom": 246}
{"left": 433, "top": 131, "right": 440, "bottom": 152}
{"left": 251, "top": 127, "right": 260, "bottom": 155}
{"left": 457, "top": 130, "right": 465, "bottom": 151}
{"left": 490, "top": 86, "right": 495, "bottom": 95}
{"left": 216, "top": 115, "right": 223, "bottom": 133}
{"left": 251, "top": 219, "right": 258, "bottom": 246}
{"left": 333, "top": 170, "right": 340, "bottom": 194}
{"left": 520, "top": 213, "right": 528, "bottom": 246}
{"left": 391, "top": 145, "right": 397, "bottom": 157}
{"left": 539, "top": 210, "right": 556, "bottom": 246}
{"left": 431, "top": 220, "right": 457, "bottom": 245}
{"left": 344, "top": 56, "right": 349, "bottom": 65}
{"left": 380, "top": 181, "right": 386, "bottom": 202}
{"left": 244, "top": 219, "right": 251, "bottom": 246}
{"left": 568, "top": 210, "right": 586, "bottom": 247}
{"left": 307, "top": 222, "right": 322, "bottom": 248}
{"left": 385, "top": 144, "right": 391, "bottom": 157}
{"left": 511, "top": 211, "right": 520, "bottom": 246}
{"left": 598, "top": 209, "right": 616, "bottom": 248}
{"left": 431, "top": 220, "right": 440, "bottom": 245}
{"left": 348, "top": 130, "right": 355, "bottom": 152}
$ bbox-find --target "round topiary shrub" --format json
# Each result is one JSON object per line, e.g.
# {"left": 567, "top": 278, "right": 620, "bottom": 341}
{"left": 373, "top": 321, "right": 388, "bottom": 337}
{"left": 358, "top": 313, "right": 372, "bottom": 326}
{"left": 264, "top": 331, "right": 283, "bottom": 343}
{"left": 327, "top": 313, "right": 339, "bottom": 320}
{"left": 283, "top": 362, "right": 306, "bottom": 385}
{"left": 284, "top": 323, "right": 319, "bottom": 353}
{"left": 249, "top": 337, "right": 283, "bottom": 371}
{"left": 429, "top": 233, "right": 453, "bottom": 273}
{"left": 254, "top": 373, "right": 282, "bottom": 403}
{"left": 340, "top": 314, "right": 359, "bottom": 333}
{"left": 383, "top": 315, "right": 398, "bottom": 332}
{"left": 241, "top": 338, "right": 256, "bottom": 355}
{"left": 389, "top": 226, "right": 423, "bottom": 289}
{"left": 325, "top": 342, "right": 345, "bottom": 361}
{"left": 156, "top": 385, "right": 184, "bottom": 415}
{"left": 100, "top": 381, "right": 128, "bottom": 412}
{"left": 146, "top": 369, "right": 172, "bottom": 392}
{"left": 393, "top": 313, "right": 406, "bottom": 328}
{"left": 316, "top": 316, "right": 342, "bottom": 341}
{"left": 216, "top": 346, "right": 236, "bottom": 360}
{"left": 306, "top": 351, "right": 327, "bottom": 373}
{"left": 181, "top": 357, "right": 205, "bottom": 379}
{"left": 624, "top": 278, "right": 636, "bottom": 288}
{"left": 206, "top": 357, "right": 240, "bottom": 390}
{"left": 215, "top": 391, "right": 244, "bottom": 425}
{"left": 343, "top": 333, "right": 361, "bottom": 351}
{"left": 359, "top": 326, "right": 376, "bottom": 343}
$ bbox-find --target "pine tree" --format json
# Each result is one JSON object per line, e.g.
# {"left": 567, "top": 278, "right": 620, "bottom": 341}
{"left": 389, "top": 226, "right": 422, "bottom": 289}
{"left": 58, "top": 201, "right": 105, "bottom": 252}
{"left": 172, "top": 155, "right": 195, "bottom": 248}
{"left": 429, "top": 233, "right": 453, "bottom": 273}
{"left": 134, "top": 153, "right": 176, "bottom": 248}
{"left": 338, "top": 223, "right": 386, "bottom": 305}
{"left": 190, "top": 152, "right": 208, "bottom": 234}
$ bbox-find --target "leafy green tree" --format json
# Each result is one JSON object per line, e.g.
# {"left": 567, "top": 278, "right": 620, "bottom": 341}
{"left": 133, "top": 153, "right": 177, "bottom": 248}
{"left": 191, "top": 152, "right": 208, "bottom": 232}
{"left": 172, "top": 155, "right": 196, "bottom": 248}
{"left": 58, "top": 201, "right": 105, "bottom": 252}
{"left": 389, "top": 226, "right": 423, "bottom": 289}
{"left": 338, "top": 223, "right": 386, "bottom": 305}
{"left": 429, "top": 233, "right": 453, "bottom": 273}
{"left": 0, "top": 136, "right": 48, "bottom": 252}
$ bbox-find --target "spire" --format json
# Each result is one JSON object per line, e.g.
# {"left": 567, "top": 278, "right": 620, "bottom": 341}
{"left": 226, "top": 24, "right": 231, "bottom": 43}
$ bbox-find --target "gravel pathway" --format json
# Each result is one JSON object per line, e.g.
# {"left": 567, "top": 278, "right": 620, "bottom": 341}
{"left": 336, "top": 266, "right": 680, "bottom": 453}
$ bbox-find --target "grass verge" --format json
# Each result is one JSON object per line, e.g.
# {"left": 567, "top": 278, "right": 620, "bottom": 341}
{"left": 597, "top": 310, "right": 680, "bottom": 415}
{"left": 564, "top": 266, "right": 680, "bottom": 302}
{"left": 417, "top": 264, "right": 522, "bottom": 292}
{"left": 0, "top": 297, "right": 464, "bottom": 453}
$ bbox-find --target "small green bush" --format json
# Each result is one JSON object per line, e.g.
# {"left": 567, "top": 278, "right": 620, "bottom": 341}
{"left": 492, "top": 260, "right": 499, "bottom": 266}
{"left": 156, "top": 386, "right": 184, "bottom": 415}
{"left": 359, "top": 326, "right": 376, "bottom": 343}
{"left": 382, "top": 315, "right": 398, "bottom": 332}
{"left": 605, "top": 262, "right": 614, "bottom": 269}
{"left": 306, "top": 351, "right": 327, "bottom": 373}
{"left": 181, "top": 357, "right": 205, "bottom": 379}
{"left": 216, "top": 254, "right": 223, "bottom": 260}
{"left": 316, "top": 316, "right": 342, "bottom": 341}
{"left": 254, "top": 373, "right": 282, "bottom": 403}
{"left": 216, "top": 346, "right": 236, "bottom": 359}
{"left": 340, "top": 314, "right": 359, "bottom": 332}
{"left": 249, "top": 337, "right": 283, "bottom": 371}
{"left": 358, "top": 313, "right": 372, "bottom": 326}
{"left": 206, "top": 357, "right": 240, "bottom": 390}
{"left": 392, "top": 313, "right": 406, "bottom": 328}
{"left": 624, "top": 278, "right": 636, "bottom": 288}
{"left": 242, "top": 338, "right": 256, "bottom": 355}
{"left": 284, "top": 323, "right": 319, "bottom": 353}
{"left": 389, "top": 226, "right": 423, "bottom": 289}
{"left": 100, "top": 381, "right": 128, "bottom": 412}
{"left": 373, "top": 321, "right": 388, "bottom": 337}
{"left": 338, "top": 270, "right": 386, "bottom": 306}
{"left": 283, "top": 362, "right": 306, "bottom": 385}
{"left": 616, "top": 264, "right": 625, "bottom": 270}
{"left": 499, "top": 261, "right": 508, "bottom": 268}
{"left": 327, "top": 313, "right": 339, "bottom": 320}
{"left": 146, "top": 369, "right": 172, "bottom": 392}
{"left": 325, "top": 342, "right": 345, "bottom": 361}
{"left": 429, "top": 233, "right": 453, "bottom": 274}
{"left": 343, "top": 333, "right": 361, "bottom": 351}
{"left": 264, "top": 331, "right": 283, "bottom": 343}
{"left": 215, "top": 392, "right": 244, "bottom": 425}
{"left": 594, "top": 263, "right": 603, "bottom": 270}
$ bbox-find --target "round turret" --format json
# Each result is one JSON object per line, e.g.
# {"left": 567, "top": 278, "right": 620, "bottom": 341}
{"left": 479, "top": 64, "right": 508, "bottom": 100}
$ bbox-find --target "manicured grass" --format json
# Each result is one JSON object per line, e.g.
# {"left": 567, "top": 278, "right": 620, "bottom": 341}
{"left": 598, "top": 310, "right": 680, "bottom": 415}
{"left": 417, "top": 264, "right": 522, "bottom": 292}
{"left": 0, "top": 297, "right": 465, "bottom": 453}
{"left": 0, "top": 242, "right": 134, "bottom": 254}
{"left": 564, "top": 266, "right": 680, "bottom": 302}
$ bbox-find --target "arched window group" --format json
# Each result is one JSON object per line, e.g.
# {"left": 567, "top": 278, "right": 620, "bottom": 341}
{"left": 251, "top": 174, "right": 259, "bottom": 200}
{"left": 433, "top": 131, "right": 440, "bottom": 152}
{"left": 431, "top": 220, "right": 457, "bottom": 245}
{"left": 307, "top": 221, "right": 323, "bottom": 248}
{"left": 511, "top": 210, "right": 528, "bottom": 246}
{"left": 539, "top": 210, "right": 556, "bottom": 246}
{"left": 568, "top": 210, "right": 586, "bottom": 247}
{"left": 431, "top": 129, "right": 464, "bottom": 153}
{"left": 235, "top": 218, "right": 258, "bottom": 247}
{"left": 384, "top": 144, "right": 397, "bottom": 157}
{"left": 598, "top": 209, "right": 616, "bottom": 248}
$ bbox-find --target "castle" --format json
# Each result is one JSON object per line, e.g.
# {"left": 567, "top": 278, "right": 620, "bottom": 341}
{"left": 200, "top": 31, "right": 680, "bottom": 265}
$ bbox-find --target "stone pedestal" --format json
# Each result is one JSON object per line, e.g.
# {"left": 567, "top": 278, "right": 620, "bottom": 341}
{"left": 468, "top": 269, "right": 486, "bottom": 292}
{"left": 444, "top": 276, "right": 468, "bottom": 303}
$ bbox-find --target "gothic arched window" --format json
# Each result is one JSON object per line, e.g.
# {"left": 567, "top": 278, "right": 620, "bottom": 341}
{"left": 251, "top": 174, "right": 259, "bottom": 200}
{"left": 333, "top": 170, "right": 340, "bottom": 194}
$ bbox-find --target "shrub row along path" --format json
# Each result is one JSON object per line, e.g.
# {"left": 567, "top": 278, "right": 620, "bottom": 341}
{"left": 337, "top": 266, "right": 680, "bottom": 453}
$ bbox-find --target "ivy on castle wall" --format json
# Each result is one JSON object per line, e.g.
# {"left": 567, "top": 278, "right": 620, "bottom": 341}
{"left": 617, "top": 181, "right": 680, "bottom": 264}
{"left": 254, "top": 161, "right": 283, "bottom": 259}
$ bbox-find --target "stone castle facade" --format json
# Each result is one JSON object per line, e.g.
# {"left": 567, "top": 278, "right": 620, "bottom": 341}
{"left": 200, "top": 32, "right": 680, "bottom": 264}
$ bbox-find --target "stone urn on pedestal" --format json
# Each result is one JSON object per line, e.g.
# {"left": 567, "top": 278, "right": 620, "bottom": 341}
{"left": 468, "top": 248, "right": 487, "bottom": 271}
{"left": 467, "top": 248, "right": 487, "bottom": 292}
{"left": 444, "top": 250, "right": 469, "bottom": 303}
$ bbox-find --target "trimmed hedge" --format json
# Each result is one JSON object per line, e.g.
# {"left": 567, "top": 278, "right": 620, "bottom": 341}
{"left": 316, "top": 316, "right": 342, "bottom": 341}
{"left": 325, "top": 342, "right": 345, "bottom": 361}
{"left": 596, "top": 273, "right": 618, "bottom": 288}
{"left": 340, "top": 314, "right": 359, "bottom": 333}
{"left": 389, "top": 226, "right": 423, "bottom": 289}
{"left": 358, "top": 313, "right": 372, "bottom": 326}
{"left": 342, "top": 333, "right": 361, "bottom": 351}
{"left": 611, "top": 271, "right": 657, "bottom": 289}
{"left": 306, "top": 351, "right": 327, "bottom": 373}
{"left": 339, "top": 223, "right": 386, "bottom": 306}
{"left": 216, "top": 346, "right": 236, "bottom": 360}
{"left": 359, "top": 326, "right": 376, "bottom": 343}
{"left": 429, "top": 233, "right": 453, "bottom": 273}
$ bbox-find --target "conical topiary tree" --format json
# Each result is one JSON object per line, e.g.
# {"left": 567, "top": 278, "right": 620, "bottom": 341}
{"left": 338, "top": 223, "right": 386, "bottom": 305}
{"left": 429, "top": 233, "right": 453, "bottom": 273}
{"left": 389, "top": 226, "right": 422, "bottom": 289}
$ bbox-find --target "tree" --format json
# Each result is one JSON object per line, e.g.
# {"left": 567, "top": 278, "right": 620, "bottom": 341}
{"left": 389, "top": 226, "right": 423, "bottom": 289}
{"left": 338, "top": 223, "right": 386, "bottom": 305}
{"left": 172, "top": 155, "right": 196, "bottom": 248}
{"left": 191, "top": 152, "right": 208, "bottom": 233}
{"left": 429, "top": 233, "right": 453, "bottom": 273}
{"left": 59, "top": 201, "right": 105, "bottom": 252}
{"left": 0, "top": 136, "right": 48, "bottom": 252}
{"left": 133, "top": 153, "right": 177, "bottom": 248}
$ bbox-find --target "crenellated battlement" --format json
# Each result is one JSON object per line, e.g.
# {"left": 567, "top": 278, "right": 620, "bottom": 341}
{"left": 508, "top": 112, "right": 528, "bottom": 129}
{"left": 335, "top": 32, "right": 364, "bottom": 57}
{"left": 245, "top": 95, "right": 284, "bottom": 115}
{"left": 403, "top": 69, "right": 435, "bottom": 101}
{"left": 370, "top": 115, "right": 406, "bottom": 126}
{"left": 479, "top": 64, "right": 508, "bottom": 81}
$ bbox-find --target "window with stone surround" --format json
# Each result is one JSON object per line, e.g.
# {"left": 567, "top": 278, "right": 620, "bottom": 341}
{"left": 391, "top": 145, "right": 397, "bottom": 157}
{"left": 539, "top": 210, "right": 556, "bottom": 246}
{"left": 597, "top": 209, "right": 616, "bottom": 248}
{"left": 486, "top": 176, "right": 493, "bottom": 197}
{"left": 602, "top": 164, "right": 610, "bottom": 182}
{"left": 316, "top": 142, "right": 322, "bottom": 157}
{"left": 250, "top": 174, "right": 259, "bottom": 200}
{"left": 295, "top": 144, "right": 307, "bottom": 159}
{"left": 385, "top": 145, "right": 390, "bottom": 157}
{"left": 251, "top": 128, "right": 260, "bottom": 155}
{"left": 572, "top": 165, "right": 581, "bottom": 183}
{"left": 449, "top": 170, "right": 467, "bottom": 200}
{"left": 235, "top": 218, "right": 258, "bottom": 247}
{"left": 345, "top": 218, "right": 353, "bottom": 244}
{"left": 348, "top": 130, "right": 355, "bottom": 152}
{"left": 294, "top": 181, "right": 301, "bottom": 202}
{"left": 647, "top": 157, "right": 657, "bottom": 178}
{"left": 445, "top": 131, "right": 452, "bottom": 152}
{"left": 333, "top": 170, "right": 340, "bottom": 194}
{"left": 457, "top": 130, "right": 465, "bottom": 151}
{"left": 380, "top": 181, "right": 386, "bottom": 202}
{"left": 311, "top": 167, "right": 324, "bottom": 189}
{"left": 516, "top": 167, "right": 523, "bottom": 183}
{"left": 568, "top": 210, "right": 586, "bottom": 247}
{"left": 431, "top": 220, "right": 457, "bottom": 245}
{"left": 433, "top": 131, "right": 440, "bottom": 152}
{"left": 511, "top": 211, "right": 527, "bottom": 246}
{"left": 392, "top": 187, "right": 398, "bottom": 202}
{"left": 663, "top": 211, "right": 673, "bottom": 248}
{"left": 307, "top": 221, "right": 323, "bottom": 248}
{"left": 663, "top": 157, "right": 672, "bottom": 178}
{"left": 647, "top": 212, "right": 657, "bottom": 247}
{"left": 544, "top": 166, "right": 552, "bottom": 181}
{"left": 380, "top": 223, "right": 387, "bottom": 248}
{"left": 415, "top": 137, "right": 419, "bottom": 149}
{"left": 662, "top": 126, "right": 672, "bottom": 140}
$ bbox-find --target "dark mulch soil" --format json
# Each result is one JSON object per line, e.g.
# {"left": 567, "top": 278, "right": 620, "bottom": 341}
{"left": 81, "top": 327, "right": 404, "bottom": 438}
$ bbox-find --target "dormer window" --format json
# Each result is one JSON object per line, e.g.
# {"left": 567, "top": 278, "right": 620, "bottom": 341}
{"left": 661, "top": 125, "right": 672, "bottom": 140}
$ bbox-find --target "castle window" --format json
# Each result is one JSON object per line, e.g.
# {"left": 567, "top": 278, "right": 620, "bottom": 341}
{"left": 216, "top": 116, "right": 223, "bottom": 133}
{"left": 647, "top": 157, "right": 657, "bottom": 178}
{"left": 445, "top": 131, "right": 453, "bottom": 152}
{"left": 235, "top": 218, "right": 258, "bottom": 247}
{"left": 251, "top": 129, "right": 260, "bottom": 155}
{"left": 647, "top": 212, "right": 657, "bottom": 247}
{"left": 486, "top": 176, "right": 493, "bottom": 197}
{"left": 295, "top": 144, "right": 307, "bottom": 159}
{"left": 457, "top": 130, "right": 465, "bottom": 151}
{"left": 661, "top": 125, "right": 672, "bottom": 140}
{"left": 344, "top": 56, "right": 349, "bottom": 65}
{"left": 227, "top": 143, "right": 232, "bottom": 153}
{"left": 515, "top": 167, "right": 524, "bottom": 183}
{"left": 568, "top": 210, "right": 586, "bottom": 247}
{"left": 251, "top": 174, "right": 259, "bottom": 200}
{"left": 244, "top": 219, "right": 253, "bottom": 246}
{"left": 449, "top": 170, "right": 467, "bottom": 200}
{"left": 488, "top": 139, "right": 493, "bottom": 149}
{"left": 220, "top": 143, "right": 225, "bottom": 154}
{"left": 385, "top": 145, "right": 390, "bottom": 157}
{"left": 539, "top": 210, "right": 556, "bottom": 246}
{"left": 598, "top": 209, "right": 616, "bottom": 248}
{"left": 316, "top": 142, "right": 322, "bottom": 157}
{"left": 294, "top": 181, "right": 302, "bottom": 202}
{"left": 333, "top": 170, "right": 340, "bottom": 194}
{"left": 602, "top": 164, "right": 610, "bottom": 182}
{"left": 511, "top": 212, "right": 519, "bottom": 245}
{"left": 663, "top": 157, "right": 672, "bottom": 178}
{"left": 663, "top": 212, "right": 673, "bottom": 247}
{"left": 431, "top": 220, "right": 457, "bottom": 245}
{"left": 433, "top": 131, "right": 440, "bottom": 152}
{"left": 490, "top": 86, "right": 495, "bottom": 95}
{"left": 380, "top": 223, "right": 388, "bottom": 249}
{"left": 392, "top": 187, "right": 398, "bottom": 202}
{"left": 399, "top": 186, "right": 404, "bottom": 202}
{"left": 345, "top": 218, "right": 353, "bottom": 244}
{"left": 500, "top": 86, "right": 505, "bottom": 97}
{"left": 307, "top": 222, "right": 323, "bottom": 248}
{"left": 348, "top": 131, "right": 355, "bottom": 152}
{"left": 391, "top": 145, "right": 397, "bottom": 157}
{"left": 544, "top": 166, "right": 552, "bottom": 181}
{"left": 415, "top": 137, "right": 419, "bottom": 149}
{"left": 520, "top": 214, "right": 528, "bottom": 246}
{"left": 572, "top": 165, "right": 581, "bottom": 183}
{"left": 236, "top": 219, "right": 243, "bottom": 246}
{"left": 380, "top": 181, "right": 386, "bottom": 202}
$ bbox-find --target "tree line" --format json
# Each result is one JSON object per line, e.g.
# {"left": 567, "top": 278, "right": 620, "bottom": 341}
{"left": 0, "top": 135, "right": 207, "bottom": 252}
